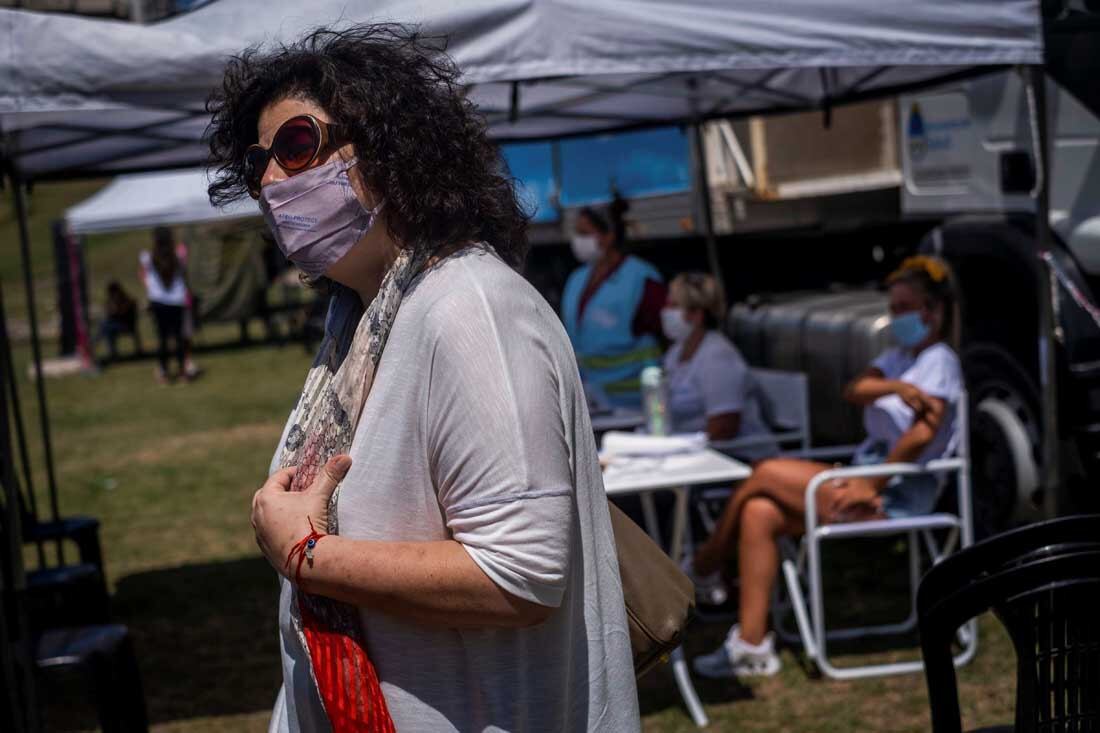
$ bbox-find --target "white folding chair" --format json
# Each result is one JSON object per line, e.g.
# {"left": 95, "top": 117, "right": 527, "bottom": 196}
{"left": 697, "top": 369, "right": 811, "bottom": 541}
{"left": 775, "top": 393, "right": 978, "bottom": 680}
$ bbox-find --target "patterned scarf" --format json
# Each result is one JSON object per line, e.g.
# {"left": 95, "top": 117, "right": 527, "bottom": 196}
{"left": 278, "top": 246, "right": 427, "bottom": 732}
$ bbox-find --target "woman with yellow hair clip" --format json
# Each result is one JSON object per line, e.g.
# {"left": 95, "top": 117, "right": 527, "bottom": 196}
{"left": 685, "top": 255, "right": 963, "bottom": 680}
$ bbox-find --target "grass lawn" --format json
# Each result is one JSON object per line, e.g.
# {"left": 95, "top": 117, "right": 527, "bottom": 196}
{"left": 4, "top": 181, "right": 1018, "bottom": 731}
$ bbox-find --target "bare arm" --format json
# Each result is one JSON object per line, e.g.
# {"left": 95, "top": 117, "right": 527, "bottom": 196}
{"left": 297, "top": 536, "right": 553, "bottom": 629}
{"left": 868, "top": 395, "right": 945, "bottom": 491}
{"left": 843, "top": 367, "right": 893, "bottom": 405}
{"left": 251, "top": 460, "right": 555, "bottom": 632}
{"left": 827, "top": 391, "right": 946, "bottom": 516}
{"left": 706, "top": 411, "right": 742, "bottom": 441}
{"left": 845, "top": 367, "right": 937, "bottom": 416}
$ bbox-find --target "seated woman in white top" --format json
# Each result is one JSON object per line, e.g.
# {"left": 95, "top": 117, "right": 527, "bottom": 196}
{"left": 687, "top": 255, "right": 963, "bottom": 681}
{"left": 662, "top": 272, "right": 777, "bottom": 461}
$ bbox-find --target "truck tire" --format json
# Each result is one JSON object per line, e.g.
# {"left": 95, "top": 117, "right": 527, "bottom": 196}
{"left": 963, "top": 343, "right": 1043, "bottom": 538}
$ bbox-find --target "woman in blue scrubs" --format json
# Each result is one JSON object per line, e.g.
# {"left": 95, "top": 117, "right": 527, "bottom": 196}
{"left": 561, "top": 197, "right": 666, "bottom": 409}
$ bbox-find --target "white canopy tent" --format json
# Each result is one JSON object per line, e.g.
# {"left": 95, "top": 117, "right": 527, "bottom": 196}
{"left": 64, "top": 169, "right": 259, "bottom": 234}
{"left": 0, "top": 0, "right": 1042, "bottom": 180}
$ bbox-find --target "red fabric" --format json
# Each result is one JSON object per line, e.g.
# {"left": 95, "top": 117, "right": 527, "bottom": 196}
{"left": 286, "top": 513, "right": 395, "bottom": 731}
{"left": 632, "top": 277, "right": 668, "bottom": 339}
{"left": 299, "top": 603, "right": 395, "bottom": 733}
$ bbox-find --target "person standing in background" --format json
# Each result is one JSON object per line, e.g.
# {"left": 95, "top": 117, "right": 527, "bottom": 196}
{"left": 140, "top": 227, "right": 194, "bottom": 384}
{"left": 561, "top": 194, "right": 666, "bottom": 409}
{"left": 169, "top": 229, "right": 202, "bottom": 380}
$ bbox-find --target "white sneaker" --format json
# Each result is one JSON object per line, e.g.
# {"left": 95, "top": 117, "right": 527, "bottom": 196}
{"left": 693, "top": 625, "right": 781, "bottom": 679}
{"left": 680, "top": 557, "right": 729, "bottom": 606}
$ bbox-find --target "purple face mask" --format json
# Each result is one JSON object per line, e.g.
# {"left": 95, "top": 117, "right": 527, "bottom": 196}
{"left": 257, "top": 156, "right": 384, "bottom": 280}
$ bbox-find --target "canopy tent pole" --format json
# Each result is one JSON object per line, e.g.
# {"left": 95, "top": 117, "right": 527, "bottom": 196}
{"left": 10, "top": 177, "right": 64, "bottom": 558}
{"left": 1026, "top": 65, "right": 1062, "bottom": 516}
{"left": 0, "top": 280, "right": 46, "bottom": 569}
{"left": 0, "top": 272, "right": 40, "bottom": 733}
{"left": 687, "top": 77, "right": 726, "bottom": 305}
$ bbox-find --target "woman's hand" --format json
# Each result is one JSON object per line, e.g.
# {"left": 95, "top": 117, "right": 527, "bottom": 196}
{"left": 894, "top": 382, "right": 933, "bottom": 415}
{"left": 823, "top": 477, "right": 883, "bottom": 523}
{"left": 251, "top": 455, "right": 352, "bottom": 578}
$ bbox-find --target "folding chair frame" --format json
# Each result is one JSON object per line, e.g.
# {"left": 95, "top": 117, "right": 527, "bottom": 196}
{"left": 776, "top": 396, "right": 979, "bottom": 680}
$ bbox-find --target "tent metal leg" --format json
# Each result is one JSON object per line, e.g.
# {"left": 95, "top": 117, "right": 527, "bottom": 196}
{"left": 1025, "top": 65, "right": 1062, "bottom": 515}
{"left": 670, "top": 647, "right": 709, "bottom": 728}
{"left": 691, "top": 122, "right": 726, "bottom": 303}
{"left": 0, "top": 273, "right": 41, "bottom": 733}
{"left": 0, "top": 277, "right": 46, "bottom": 568}
{"left": 11, "top": 179, "right": 64, "bottom": 560}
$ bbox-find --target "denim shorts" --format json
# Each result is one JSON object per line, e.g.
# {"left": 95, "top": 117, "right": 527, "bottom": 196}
{"left": 852, "top": 442, "right": 940, "bottom": 519}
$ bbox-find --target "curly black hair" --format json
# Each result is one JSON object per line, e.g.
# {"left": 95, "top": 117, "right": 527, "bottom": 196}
{"left": 205, "top": 24, "right": 529, "bottom": 267}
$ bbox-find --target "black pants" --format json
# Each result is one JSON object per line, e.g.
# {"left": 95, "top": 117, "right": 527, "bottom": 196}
{"left": 150, "top": 303, "right": 185, "bottom": 374}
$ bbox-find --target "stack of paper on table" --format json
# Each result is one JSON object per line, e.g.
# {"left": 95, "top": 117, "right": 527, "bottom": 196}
{"left": 600, "top": 431, "right": 707, "bottom": 457}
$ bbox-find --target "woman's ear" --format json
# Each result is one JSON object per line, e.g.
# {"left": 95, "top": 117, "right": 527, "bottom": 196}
{"left": 687, "top": 307, "right": 706, "bottom": 328}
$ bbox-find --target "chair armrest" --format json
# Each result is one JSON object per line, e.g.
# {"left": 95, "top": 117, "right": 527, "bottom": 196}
{"left": 803, "top": 458, "right": 967, "bottom": 532}
{"left": 709, "top": 434, "right": 781, "bottom": 452}
{"left": 793, "top": 444, "right": 862, "bottom": 461}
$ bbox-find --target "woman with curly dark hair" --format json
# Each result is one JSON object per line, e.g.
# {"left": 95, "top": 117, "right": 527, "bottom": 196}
{"left": 208, "top": 24, "right": 638, "bottom": 733}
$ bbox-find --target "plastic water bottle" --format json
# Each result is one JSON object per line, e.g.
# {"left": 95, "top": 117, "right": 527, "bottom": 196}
{"left": 640, "top": 366, "right": 669, "bottom": 436}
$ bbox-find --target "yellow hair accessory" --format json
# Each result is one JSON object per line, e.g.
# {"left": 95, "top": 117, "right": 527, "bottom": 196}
{"left": 891, "top": 255, "right": 947, "bottom": 284}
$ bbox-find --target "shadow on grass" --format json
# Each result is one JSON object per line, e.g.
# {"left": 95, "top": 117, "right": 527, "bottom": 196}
{"left": 100, "top": 330, "right": 303, "bottom": 369}
{"left": 110, "top": 556, "right": 282, "bottom": 726}
{"left": 636, "top": 656, "right": 756, "bottom": 720}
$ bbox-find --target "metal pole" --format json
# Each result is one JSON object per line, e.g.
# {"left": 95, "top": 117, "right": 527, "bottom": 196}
{"left": 1026, "top": 65, "right": 1062, "bottom": 516}
{"left": 0, "top": 292, "right": 39, "bottom": 733}
{"left": 691, "top": 122, "right": 727, "bottom": 305}
{"left": 0, "top": 278, "right": 46, "bottom": 568}
{"left": 11, "top": 179, "right": 64, "bottom": 552}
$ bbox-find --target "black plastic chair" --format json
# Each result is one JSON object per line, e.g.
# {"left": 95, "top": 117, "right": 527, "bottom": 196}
{"left": 23, "top": 514, "right": 104, "bottom": 570}
{"left": 36, "top": 625, "right": 149, "bottom": 733}
{"left": 27, "top": 563, "right": 111, "bottom": 631}
{"left": 3, "top": 306, "right": 105, "bottom": 574}
{"left": 1, "top": 497, "right": 110, "bottom": 632}
{"left": 917, "top": 514, "right": 1100, "bottom": 733}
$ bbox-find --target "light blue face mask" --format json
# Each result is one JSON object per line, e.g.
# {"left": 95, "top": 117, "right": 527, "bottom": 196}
{"left": 890, "top": 310, "right": 930, "bottom": 348}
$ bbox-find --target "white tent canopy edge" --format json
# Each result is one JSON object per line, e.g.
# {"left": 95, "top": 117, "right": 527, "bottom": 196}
{"left": 0, "top": 0, "right": 1042, "bottom": 180}
{"left": 64, "top": 168, "right": 259, "bottom": 234}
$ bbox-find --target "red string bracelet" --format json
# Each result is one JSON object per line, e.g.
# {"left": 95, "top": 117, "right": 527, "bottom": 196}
{"left": 285, "top": 517, "right": 326, "bottom": 586}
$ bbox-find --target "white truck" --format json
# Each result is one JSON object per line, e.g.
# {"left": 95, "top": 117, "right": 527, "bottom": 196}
{"left": 894, "top": 52, "right": 1100, "bottom": 532}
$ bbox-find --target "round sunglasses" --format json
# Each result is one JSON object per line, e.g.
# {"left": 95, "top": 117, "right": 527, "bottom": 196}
{"left": 244, "top": 114, "right": 347, "bottom": 199}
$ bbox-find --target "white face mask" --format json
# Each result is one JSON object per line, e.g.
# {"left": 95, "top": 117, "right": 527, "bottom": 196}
{"left": 570, "top": 234, "right": 600, "bottom": 263}
{"left": 661, "top": 307, "right": 694, "bottom": 343}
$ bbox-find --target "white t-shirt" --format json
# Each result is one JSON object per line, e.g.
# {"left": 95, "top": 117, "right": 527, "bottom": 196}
{"left": 663, "top": 331, "right": 777, "bottom": 460}
{"left": 861, "top": 342, "right": 963, "bottom": 462}
{"left": 138, "top": 250, "right": 188, "bottom": 307}
{"left": 269, "top": 248, "right": 639, "bottom": 733}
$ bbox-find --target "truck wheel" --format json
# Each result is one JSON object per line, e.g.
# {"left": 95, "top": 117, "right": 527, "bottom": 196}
{"left": 963, "top": 345, "right": 1043, "bottom": 538}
